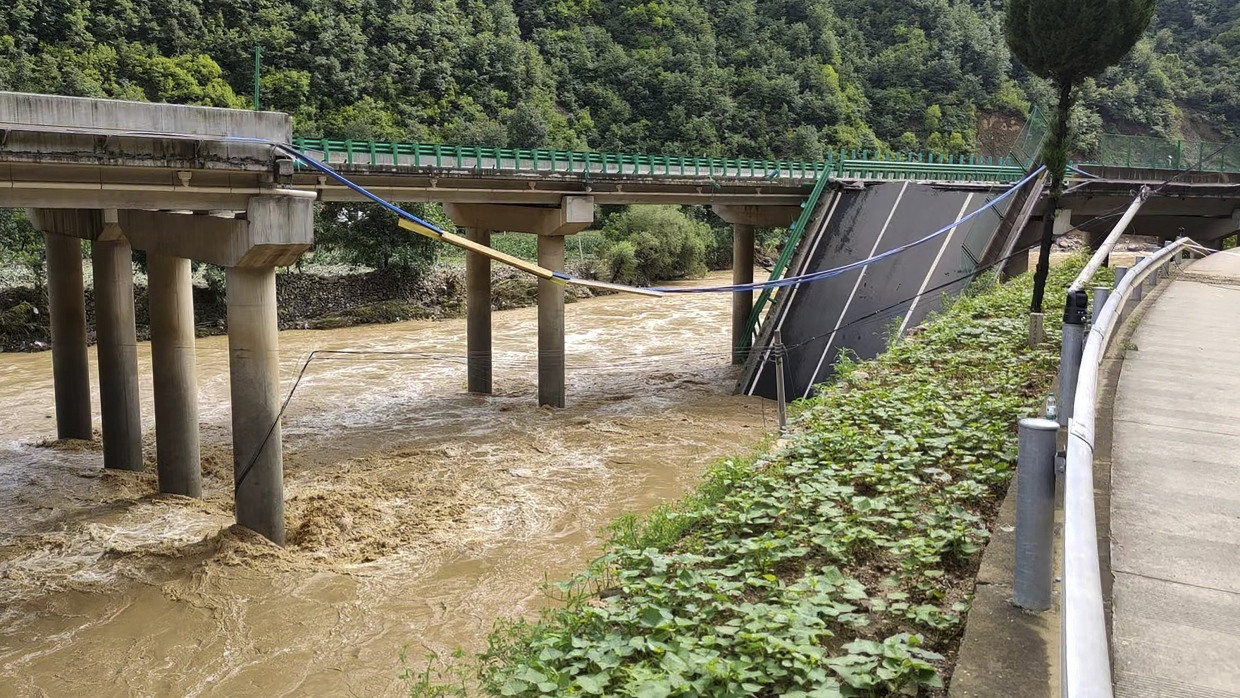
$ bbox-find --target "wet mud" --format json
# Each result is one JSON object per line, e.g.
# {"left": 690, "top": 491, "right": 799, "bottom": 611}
{"left": 0, "top": 272, "right": 770, "bottom": 697}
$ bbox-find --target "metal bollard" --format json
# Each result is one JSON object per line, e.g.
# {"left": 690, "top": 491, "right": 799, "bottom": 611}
{"left": 1092, "top": 286, "right": 1109, "bottom": 326}
{"left": 1014, "top": 417, "right": 1060, "bottom": 610}
{"left": 1113, "top": 266, "right": 1128, "bottom": 289}
{"left": 1058, "top": 290, "right": 1088, "bottom": 427}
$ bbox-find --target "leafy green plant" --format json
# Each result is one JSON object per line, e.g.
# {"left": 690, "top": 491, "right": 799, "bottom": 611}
{"left": 594, "top": 207, "right": 709, "bottom": 285}
{"left": 465, "top": 257, "right": 1087, "bottom": 696}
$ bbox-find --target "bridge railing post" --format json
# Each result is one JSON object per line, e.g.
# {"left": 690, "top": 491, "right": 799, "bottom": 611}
{"left": 1014, "top": 416, "right": 1060, "bottom": 610}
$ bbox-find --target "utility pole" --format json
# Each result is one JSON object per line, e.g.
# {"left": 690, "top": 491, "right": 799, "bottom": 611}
{"left": 773, "top": 329, "right": 787, "bottom": 432}
{"left": 253, "top": 46, "right": 262, "bottom": 111}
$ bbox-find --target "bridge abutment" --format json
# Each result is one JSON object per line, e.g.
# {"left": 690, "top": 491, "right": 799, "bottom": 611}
{"left": 147, "top": 252, "right": 202, "bottom": 497}
{"left": 92, "top": 220, "right": 143, "bottom": 471}
{"left": 41, "top": 227, "right": 93, "bottom": 441}
{"left": 465, "top": 227, "right": 493, "bottom": 395}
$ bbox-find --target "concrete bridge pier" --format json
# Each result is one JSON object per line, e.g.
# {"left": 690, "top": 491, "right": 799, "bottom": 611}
{"left": 712, "top": 205, "right": 799, "bottom": 364}
{"left": 120, "top": 194, "right": 314, "bottom": 543}
{"left": 92, "top": 228, "right": 143, "bottom": 470}
{"left": 464, "top": 227, "right": 493, "bottom": 394}
{"left": 41, "top": 226, "right": 92, "bottom": 440}
{"left": 445, "top": 197, "right": 594, "bottom": 407}
{"left": 226, "top": 265, "right": 284, "bottom": 542}
{"left": 147, "top": 252, "right": 202, "bottom": 497}
{"left": 32, "top": 209, "right": 144, "bottom": 467}
{"left": 537, "top": 234, "right": 566, "bottom": 408}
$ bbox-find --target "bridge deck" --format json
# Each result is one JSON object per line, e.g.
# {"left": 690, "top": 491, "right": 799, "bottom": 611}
{"left": 1110, "top": 251, "right": 1240, "bottom": 697}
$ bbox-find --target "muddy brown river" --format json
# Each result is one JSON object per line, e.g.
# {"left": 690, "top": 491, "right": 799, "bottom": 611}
{"left": 0, "top": 271, "right": 771, "bottom": 696}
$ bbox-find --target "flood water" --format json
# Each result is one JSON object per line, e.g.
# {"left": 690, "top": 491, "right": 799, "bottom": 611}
{"left": 0, "top": 271, "right": 771, "bottom": 696}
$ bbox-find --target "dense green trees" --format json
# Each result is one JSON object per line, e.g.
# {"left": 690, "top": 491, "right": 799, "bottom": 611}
{"left": 314, "top": 201, "right": 450, "bottom": 272}
{"left": 2, "top": 0, "right": 1234, "bottom": 285}
{"left": 0, "top": 210, "right": 43, "bottom": 289}
{"left": 2, "top": 0, "right": 1234, "bottom": 157}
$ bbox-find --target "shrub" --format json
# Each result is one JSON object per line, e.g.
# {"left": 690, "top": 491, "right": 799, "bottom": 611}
{"left": 594, "top": 206, "right": 709, "bottom": 285}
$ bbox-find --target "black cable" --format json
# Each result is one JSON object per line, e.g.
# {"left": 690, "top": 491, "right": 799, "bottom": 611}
{"left": 233, "top": 349, "right": 467, "bottom": 493}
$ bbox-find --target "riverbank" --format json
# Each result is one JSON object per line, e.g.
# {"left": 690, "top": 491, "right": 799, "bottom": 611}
{"left": 0, "top": 264, "right": 598, "bottom": 352}
{"left": 470, "top": 259, "right": 1085, "bottom": 696}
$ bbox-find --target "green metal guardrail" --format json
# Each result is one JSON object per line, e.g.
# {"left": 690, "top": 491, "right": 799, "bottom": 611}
{"left": 1010, "top": 106, "right": 1050, "bottom": 170}
{"left": 290, "top": 138, "right": 1026, "bottom": 183}
{"left": 1094, "top": 133, "right": 1240, "bottom": 173}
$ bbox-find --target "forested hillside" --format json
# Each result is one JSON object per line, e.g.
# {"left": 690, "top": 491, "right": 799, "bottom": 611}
{"left": 2, "top": 0, "right": 1236, "bottom": 159}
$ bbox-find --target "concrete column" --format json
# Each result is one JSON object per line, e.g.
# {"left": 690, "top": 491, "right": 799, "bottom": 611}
{"left": 1001, "top": 248, "right": 1030, "bottom": 278}
{"left": 1054, "top": 208, "right": 1073, "bottom": 239}
{"left": 92, "top": 236, "right": 143, "bottom": 470}
{"left": 226, "top": 266, "right": 284, "bottom": 544}
{"left": 44, "top": 232, "right": 92, "bottom": 440}
{"left": 465, "top": 227, "right": 492, "bottom": 395}
{"left": 732, "top": 223, "right": 755, "bottom": 364}
{"left": 148, "top": 253, "right": 201, "bottom": 497}
{"left": 537, "top": 235, "right": 566, "bottom": 408}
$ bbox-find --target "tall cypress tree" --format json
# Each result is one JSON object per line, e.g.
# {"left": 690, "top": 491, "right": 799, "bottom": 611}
{"left": 1005, "top": 0, "right": 1156, "bottom": 313}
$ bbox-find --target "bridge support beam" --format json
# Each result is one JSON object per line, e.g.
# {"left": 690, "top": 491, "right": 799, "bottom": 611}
{"left": 538, "top": 234, "right": 566, "bottom": 408}
{"left": 43, "top": 228, "right": 92, "bottom": 440}
{"left": 148, "top": 252, "right": 201, "bottom": 497}
{"left": 92, "top": 217, "right": 143, "bottom": 470}
{"left": 465, "top": 227, "right": 492, "bottom": 395}
{"left": 226, "top": 265, "right": 284, "bottom": 544}
{"left": 711, "top": 205, "right": 799, "bottom": 365}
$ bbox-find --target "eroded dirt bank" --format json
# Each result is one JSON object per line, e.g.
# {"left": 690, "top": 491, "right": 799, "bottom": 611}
{"left": 0, "top": 272, "right": 770, "bottom": 697}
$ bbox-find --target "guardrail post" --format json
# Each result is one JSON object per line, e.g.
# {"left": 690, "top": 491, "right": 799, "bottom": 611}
{"left": 1132, "top": 257, "right": 1146, "bottom": 300}
{"left": 1058, "top": 290, "right": 1089, "bottom": 427}
{"left": 1092, "top": 286, "right": 1109, "bottom": 326}
{"left": 1014, "top": 417, "right": 1059, "bottom": 610}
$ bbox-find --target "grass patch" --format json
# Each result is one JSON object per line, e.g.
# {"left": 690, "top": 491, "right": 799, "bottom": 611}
{"left": 417, "top": 257, "right": 1086, "bottom": 697}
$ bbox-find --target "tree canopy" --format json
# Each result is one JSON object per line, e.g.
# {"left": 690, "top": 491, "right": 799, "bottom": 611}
{"left": 1, "top": 0, "right": 1233, "bottom": 159}
{"left": 1005, "top": 0, "right": 1155, "bottom": 313}
{"left": 1006, "top": 0, "right": 1157, "bottom": 86}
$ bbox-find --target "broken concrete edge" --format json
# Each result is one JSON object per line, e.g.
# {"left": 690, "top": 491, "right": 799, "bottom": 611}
{"left": 0, "top": 90, "right": 291, "bottom": 142}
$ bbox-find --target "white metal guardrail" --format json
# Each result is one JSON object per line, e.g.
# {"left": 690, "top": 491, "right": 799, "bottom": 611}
{"left": 1060, "top": 237, "right": 1204, "bottom": 697}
